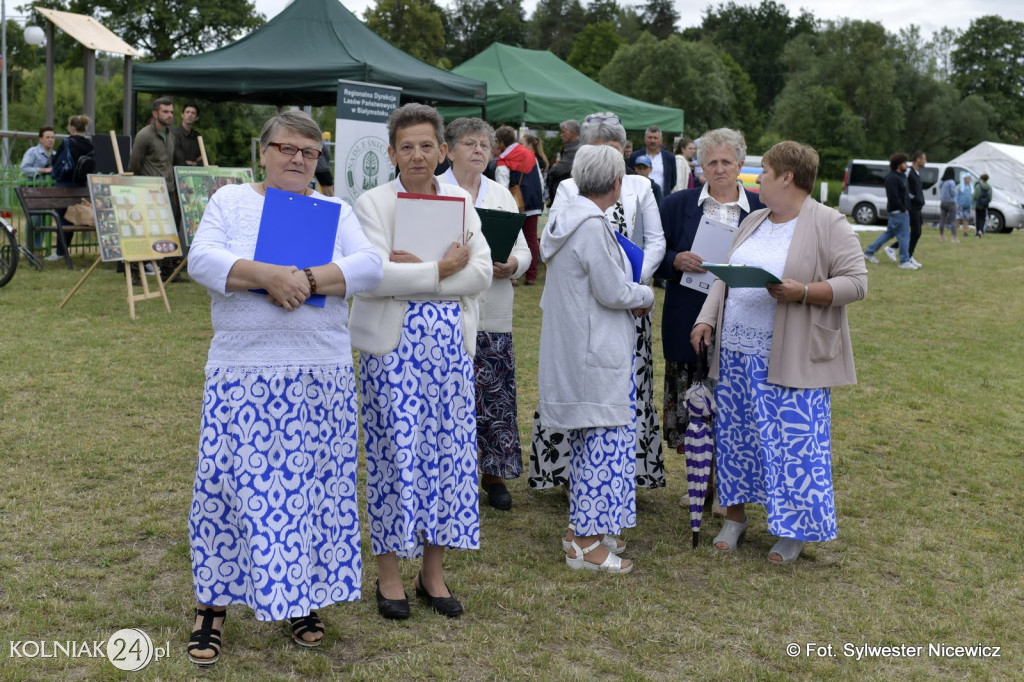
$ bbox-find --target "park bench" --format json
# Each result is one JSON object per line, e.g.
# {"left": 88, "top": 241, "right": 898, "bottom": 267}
{"left": 15, "top": 186, "right": 94, "bottom": 270}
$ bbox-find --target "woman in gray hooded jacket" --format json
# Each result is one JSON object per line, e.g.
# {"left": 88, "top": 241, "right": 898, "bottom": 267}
{"left": 537, "top": 145, "right": 655, "bottom": 574}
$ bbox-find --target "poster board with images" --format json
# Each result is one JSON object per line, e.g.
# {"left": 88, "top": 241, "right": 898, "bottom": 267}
{"left": 88, "top": 175, "right": 181, "bottom": 262}
{"left": 175, "top": 167, "right": 254, "bottom": 245}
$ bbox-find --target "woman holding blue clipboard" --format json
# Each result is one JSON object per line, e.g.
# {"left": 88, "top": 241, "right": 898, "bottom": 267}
{"left": 538, "top": 145, "right": 654, "bottom": 573}
{"left": 185, "top": 111, "right": 382, "bottom": 664}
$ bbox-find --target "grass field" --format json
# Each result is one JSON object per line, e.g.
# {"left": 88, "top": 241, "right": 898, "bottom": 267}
{"left": 1, "top": 223, "right": 1023, "bottom": 681}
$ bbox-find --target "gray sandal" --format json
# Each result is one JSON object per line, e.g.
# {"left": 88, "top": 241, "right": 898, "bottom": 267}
{"left": 712, "top": 518, "right": 748, "bottom": 552}
{"left": 768, "top": 538, "right": 805, "bottom": 565}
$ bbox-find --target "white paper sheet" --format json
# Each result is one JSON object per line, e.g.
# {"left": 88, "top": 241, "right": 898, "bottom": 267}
{"left": 394, "top": 192, "right": 465, "bottom": 262}
{"left": 679, "top": 215, "right": 739, "bottom": 293}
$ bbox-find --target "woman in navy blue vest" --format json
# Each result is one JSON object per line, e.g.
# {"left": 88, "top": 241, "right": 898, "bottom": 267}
{"left": 655, "top": 129, "right": 763, "bottom": 463}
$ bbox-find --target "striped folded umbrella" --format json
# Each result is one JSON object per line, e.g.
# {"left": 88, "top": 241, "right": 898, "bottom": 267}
{"left": 684, "top": 379, "right": 716, "bottom": 548}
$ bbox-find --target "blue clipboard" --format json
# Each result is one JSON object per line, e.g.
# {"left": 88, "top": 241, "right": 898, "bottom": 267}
{"left": 615, "top": 231, "right": 644, "bottom": 284}
{"left": 251, "top": 187, "right": 341, "bottom": 307}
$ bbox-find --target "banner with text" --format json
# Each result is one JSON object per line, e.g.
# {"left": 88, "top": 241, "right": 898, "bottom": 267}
{"left": 336, "top": 80, "right": 401, "bottom": 206}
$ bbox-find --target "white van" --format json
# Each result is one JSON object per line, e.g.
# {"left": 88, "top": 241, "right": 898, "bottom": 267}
{"left": 838, "top": 159, "right": 1024, "bottom": 232}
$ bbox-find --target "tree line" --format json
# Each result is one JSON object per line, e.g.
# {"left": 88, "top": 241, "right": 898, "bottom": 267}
{"left": 5, "top": 0, "right": 1022, "bottom": 177}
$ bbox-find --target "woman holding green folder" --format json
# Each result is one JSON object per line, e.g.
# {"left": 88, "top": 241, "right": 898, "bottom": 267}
{"left": 691, "top": 141, "right": 867, "bottom": 565}
{"left": 440, "top": 117, "right": 532, "bottom": 511}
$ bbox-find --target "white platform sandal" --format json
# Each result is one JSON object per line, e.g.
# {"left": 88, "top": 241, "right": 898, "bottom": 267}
{"left": 565, "top": 539, "right": 633, "bottom": 574}
{"left": 561, "top": 523, "right": 625, "bottom": 555}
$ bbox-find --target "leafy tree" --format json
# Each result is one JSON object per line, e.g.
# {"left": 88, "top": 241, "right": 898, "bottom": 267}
{"left": 718, "top": 52, "right": 761, "bottom": 143}
{"left": 771, "top": 20, "right": 904, "bottom": 160}
{"left": 639, "top": 0, "right": 678, "bottom": 40}
{"left": 446, "top": 0, "right": 527, "bottom": 66}
{"left": 600, "top": 34, "right": 751, "bottom": 136}
{"left": 697, "top": 0, "right": 816, "bottom": 110}
{"left": 566, "top": 21, "right": 622, "bottom": 79}
{"left": 364, "top": 0, "right": 450, "bottom": 68}
{"left": 614, "top": 6, "right": 644, "bottom": 44}
{"left": 952, "top": 16, "right": 1024, "bottom": 142}
{"left": 923, "top": 27, "right": 961, "bottom": 81}
{"left": 52, "top": 0, "right": 265, "bottom": 61}
{"left": 528, "top": 0, "right": 586, "bottom": 59}
{"left": 585, "top": 0, "right": 620, "bottom": 25}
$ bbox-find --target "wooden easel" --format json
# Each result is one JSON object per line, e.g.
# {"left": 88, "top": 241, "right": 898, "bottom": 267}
{"left": 59, "top": 132, "right": 171, "bottom": 319}
{"left": 162, "top": 135, "right": 209, "bottom": 285}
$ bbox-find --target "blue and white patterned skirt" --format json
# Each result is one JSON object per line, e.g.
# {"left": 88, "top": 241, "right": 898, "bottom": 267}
{"left": 359, "top": 302, "right": 480, "bottom": 559}
{"left": 715, "top": 348, "right": 836, "bottom": 542}
{"left": 190, "top": 364, "right": 362, "bottom": 621}
{"left": 568, "top": 414, "right": 638, "bottom": 537}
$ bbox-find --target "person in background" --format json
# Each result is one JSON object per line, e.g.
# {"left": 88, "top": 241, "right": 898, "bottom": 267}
{"left": 546, "top": 119, "right": 581, "bottom": 202}
{"left": 863, "top": 153, "right": 915, "bottom": 269}
{"left": 494, "top": 126, "right": 543, "bottom": 285}
{"left": 538, "top": 144, "right": 654, "bottom": 574}
{"left": 20, "top": 125, "right": 55, "bottom": 180}
{"left": 441, "top": 117, "right": 531, "bottom": 511}
{"left": 628, "top": 126, "right": 676, "bottom": 197}
{"left": 632, "top": 154, "right": 663, "bottom": 207}
{"left": 172, "top": 102, "right": 203, "bottom": 167}
{"left": 532, "top": 112, "right": 665, "bottom": 534}
{"left": 973, "top": 173, "right": 993, "bottom": 237}
{"left": 938, "top": 167, "right": 958, "bottom": 242}
{"left": 46, "top": 115, "right": 94, "bottom": 262}
{"left": 313, "top": 132, "right": 334, "bottom": 197}
{"left": 691, "top": 140, "right": 867, "bottom": 565}
{"left": 350, "top": 103, "right": 491, "bottom": 621}
{"left": 955, "top": 174, "right": 973, "bottom": 241}
{"left": 522, "top": 133, "right": 550, "bottom": 206}
{"left": 673, "top": 137, "right": 696, "bottom": 191}
{"left": 185, "top": 110, "right": 382, "bottom": 665}
{"left": 623, "top": 140, "right": 634, "bottom": 166}
{"left": 656, "top": 128, "right": 763, "bottom": 477}
{"left": 130, "top": 97, "right": 179, "bottom": 278}
{"left": 884, "top": 150, "right": 925, "bottom": 267}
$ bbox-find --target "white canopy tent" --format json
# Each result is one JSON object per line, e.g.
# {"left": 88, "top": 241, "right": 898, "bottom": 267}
{"left": 950, "top": 142, "right": 1024, "bottom": 201}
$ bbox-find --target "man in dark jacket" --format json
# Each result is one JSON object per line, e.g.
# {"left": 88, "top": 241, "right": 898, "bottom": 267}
{"left": 545, "top": 119, "right": 580, "bottom": 204}
{"left": 884, "top": 150, "right": 925, "bottom": 266}
{"left": 863, "top": 153, "right": 917, "bottom": 269}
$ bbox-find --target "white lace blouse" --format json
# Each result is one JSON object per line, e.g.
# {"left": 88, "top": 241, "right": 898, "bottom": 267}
{"left": 720, "top": 216, "right": 797, "bottom": 358}
{"left": 188, "top": 183, "right": 382, "bottom": 372}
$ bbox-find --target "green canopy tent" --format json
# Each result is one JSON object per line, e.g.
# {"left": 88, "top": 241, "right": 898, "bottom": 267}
{"left": 130, "top": 0, "right": 486, "bottom": 108}
{"left": 439, "top": 43, "right": 683, "bottom": 132}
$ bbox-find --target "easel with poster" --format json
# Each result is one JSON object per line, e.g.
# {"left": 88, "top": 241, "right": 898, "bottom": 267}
{"left": 59, "top": 135, "right": 180, "bottom": 318}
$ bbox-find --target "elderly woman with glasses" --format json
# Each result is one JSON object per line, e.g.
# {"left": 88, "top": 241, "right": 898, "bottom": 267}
{"left": 185, "top": 110, "right": 382, "bottom": 664}
{"left": 538, "top": 144, "right": 654, "bottom": 573}
{"left": 350, "top": 104, "right": 492, "bottom": 620}
{"left": 439, "top": 117, "right": 531, "bottom": 511}
{"left": 530, "top": 113, "right": 666, "bottom": 545}
{"left": 654, "top": 128, "right": 764, "bottom": 489}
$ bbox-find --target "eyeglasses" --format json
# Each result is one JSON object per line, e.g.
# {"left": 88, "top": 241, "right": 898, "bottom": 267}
{"left": 266, "top": 142, "right": 322, "bottom": 160}
{"left": 458, "top": 139, "right": 492, "bottom": 151}
{"left": 584, "top": 114, "right": 621, "bottom": 125}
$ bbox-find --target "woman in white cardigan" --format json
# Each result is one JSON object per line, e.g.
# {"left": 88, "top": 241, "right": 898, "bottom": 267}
{"left": 538, "top": 145, "right": 654, "bottom": 573}
{"left": 440, "top": 117, "right": 531, "bottom": 512}
{"left": 531, "top": 111, "right": 667, "bottom": 496}
{"left": 350, "top": 104, "right": 492, "bottom": 619}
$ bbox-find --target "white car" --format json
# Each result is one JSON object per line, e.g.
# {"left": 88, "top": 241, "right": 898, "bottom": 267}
{"left": 838, "top": 159, "right": 1024, "bottom": 232}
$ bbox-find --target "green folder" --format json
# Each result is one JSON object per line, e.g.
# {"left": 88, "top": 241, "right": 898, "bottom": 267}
{"left": 701, "top": 263, "right": 782, "bottom": 287}
{"left": 477, "top": 208, "right": 526, "bottom": 263}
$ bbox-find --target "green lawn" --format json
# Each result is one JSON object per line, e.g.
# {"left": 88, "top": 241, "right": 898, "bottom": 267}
{"left": 1, "top": 224, "right": 1022, "bottom": 680}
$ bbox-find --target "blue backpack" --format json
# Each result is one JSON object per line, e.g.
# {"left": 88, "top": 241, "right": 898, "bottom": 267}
{"left": 51, "top": 144, "right": 74, "bottom": 183}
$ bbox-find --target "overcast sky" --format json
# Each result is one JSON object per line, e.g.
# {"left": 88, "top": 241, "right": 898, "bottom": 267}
{"left": 252, "top": 0, "right": 1024, "bottom": 38}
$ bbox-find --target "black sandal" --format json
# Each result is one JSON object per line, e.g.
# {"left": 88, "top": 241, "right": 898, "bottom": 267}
{"left": 187, "top": 607, "right": 226, "bottom": 666}
{"left": 288, "top": 611, "right": 324, "bottom": 648}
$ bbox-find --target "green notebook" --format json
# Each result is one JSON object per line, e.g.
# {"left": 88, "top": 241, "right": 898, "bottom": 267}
{"left": 701, "top": 263, "right": 782, "bottom": 288}
{"left": 477, "top": 208, "right": 526, "bottom": 263}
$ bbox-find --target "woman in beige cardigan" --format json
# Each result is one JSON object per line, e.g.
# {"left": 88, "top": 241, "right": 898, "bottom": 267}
{"left": 691, "top": 141, "right": 867, "bottom": 564}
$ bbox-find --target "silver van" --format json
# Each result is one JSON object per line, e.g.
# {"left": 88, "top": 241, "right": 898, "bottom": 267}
{"left": 838, "top": 159, "right": 1024, "bottom": 232}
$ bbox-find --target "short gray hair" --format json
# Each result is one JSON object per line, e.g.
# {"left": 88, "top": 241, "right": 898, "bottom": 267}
{"left": 260, "top": 110, "right": 323, "bottom": 150}
{"left": 572, "top": 145, "right": 625, "bottom": 197}
{"left": 560, "top": 119, "right": 581, "bottom": 137}
{"left": 696, "top": 127, "right": 746, "bottom": 166}
{"left": 580, "top": 112, "right": 627, "bottom": 146}
{"left": 444, "top": 117, "right": 494, "bottom": 148}
{"left": 387, "top": 103, "right": 444, "bottom": 147}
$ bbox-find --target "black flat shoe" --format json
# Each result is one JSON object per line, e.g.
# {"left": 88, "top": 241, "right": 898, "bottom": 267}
{"left": 484, "top": 482, "right": 512, "bottom": 510}
{"left": 414, "top": 571, "right": 463, "bottom": 618}
{"left": 376, "top": 579, "right": 410, "bottom": 620}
